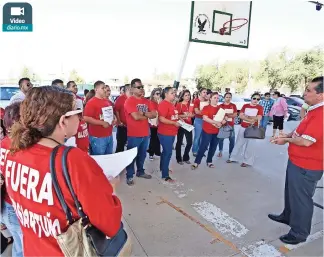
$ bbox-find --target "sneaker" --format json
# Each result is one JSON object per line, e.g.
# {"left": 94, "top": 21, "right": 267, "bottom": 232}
{"left": 127, "top": 178, "right": 134, "bottom": 186}
{"left": 149, "top": 156, "right": 154, "bottom": 161}
{"left": 136, "top": 173, "right": 152, "bottom": 179}
{"left": 164, "top": 176, "right": 175, "bottom": 183}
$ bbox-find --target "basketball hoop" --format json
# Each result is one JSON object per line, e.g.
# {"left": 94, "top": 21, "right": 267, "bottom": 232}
{"left": 219, "top": 18, "right": 248, "bottom": 35}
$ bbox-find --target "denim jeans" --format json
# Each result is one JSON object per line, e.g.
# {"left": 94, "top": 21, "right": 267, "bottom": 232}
{"left": 192, "top": 117, "right": 203, "bottom": 154}
{"left": 158, "top": 134, "right": 175, "bottom": 178}
{"left": 0, "top": 202, "right": 23, "bottom": 257}
{"left": 194, "top": 130, "right": 219, "bottom": 165}
{"left": 89, "top": 135, "right": 113, "bottom": 155}
{"left": 260, "top": 116, "right": 270, "bottom": 131}
{"left": 218, "top": 129, "right": 236, "bottom": 157}
{"left": 126, "top": 136, "right": 149, "bottom": 179}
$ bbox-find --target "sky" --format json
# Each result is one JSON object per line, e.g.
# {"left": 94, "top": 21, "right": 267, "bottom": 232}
{"left": 0, "top": 0, "right": 323, "bottom": 82}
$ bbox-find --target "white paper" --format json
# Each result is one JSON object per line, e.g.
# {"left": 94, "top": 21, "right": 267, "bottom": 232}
{"left": 149, "top": 114, "right": 158, "bottom": 126}
{"left": 284, "top": 113, "right": 290, "bottom": 122}
{"left": 213, "top": 108, "right": 226, "bottom": 122}
{"left": 244, "top": 108, "right": 258, "bottom": 117}
{"left": 199, "top": 101, "right": 209, "bottom": 110}
{"left": 91, "top": 147, "right": 138, "bottom": 179}
{"left": 65, "top": 136, "right": 76, "bottom": 147}
{"left": 224, "top": 109, "right": 234, "bottom": 122}
{"left": 178, "top": 120, "right": 194, "bottom": 132}
{"left": 101, "top": 106, "right": 114, "bottom": 125}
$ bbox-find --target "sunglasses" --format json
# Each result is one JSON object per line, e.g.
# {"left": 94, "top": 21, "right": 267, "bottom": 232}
{"left": 252, "top": 97, "right": 261, "bottom": 101}
{"left": 135, "top": 86, "right": 144, "bottom": 89}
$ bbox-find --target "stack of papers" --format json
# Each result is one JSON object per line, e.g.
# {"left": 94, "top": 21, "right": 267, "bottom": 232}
{"left": 178, "top": 120, "right": 194, "bottom": 132}
{"left": 213, "top": 108, "right": 226, "bottom": 122}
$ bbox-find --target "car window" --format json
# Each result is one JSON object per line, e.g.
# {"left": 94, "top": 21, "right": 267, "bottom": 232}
{"left": 0, "top": 87, "right": 20, "bottom": 100}
{"left": 285, "top": 98, "right": 295, "bottom": 105}
{"left": 290, "top": 97, "right": 304, "bottom": 104}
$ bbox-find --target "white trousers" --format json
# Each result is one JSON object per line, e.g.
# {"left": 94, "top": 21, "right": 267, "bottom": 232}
{"left": 230, "top": 126, "right": 257, "bottom": 165}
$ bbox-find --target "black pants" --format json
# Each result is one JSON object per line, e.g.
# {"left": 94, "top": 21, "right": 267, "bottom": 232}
{"left": 148, "top": 127, "right": 161, "bottom": 156}
{"left": 282, "top": 160, "right": 323, "bottom": 240}
{"left": 116, "top": 126, "right": 127, "bottom": 153}
{"left": 176, "top": 127, "right": 193, "bottom": 162}
{"left": 273, "top": 115, "right": 284, "bottom": 130}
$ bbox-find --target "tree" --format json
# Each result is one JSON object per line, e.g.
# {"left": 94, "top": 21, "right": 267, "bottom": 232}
{"left": 20, "top": 66, "right": 32, "bottom": 78}
{"left": 68, "top": 69, "right": 85, "bottom": 84}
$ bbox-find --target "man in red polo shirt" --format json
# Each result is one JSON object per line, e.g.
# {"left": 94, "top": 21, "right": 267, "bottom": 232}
{"left": 115, "top": 84, "right": 131, "bottom": 152}
{"left": 84, "top": 81, "right": 114, "bottom": 155}
{"left": 270, "top": 76, "right": 323, "bottom": 245}
{"left": 124, "top": 78, "right": 157, "bottom": 186}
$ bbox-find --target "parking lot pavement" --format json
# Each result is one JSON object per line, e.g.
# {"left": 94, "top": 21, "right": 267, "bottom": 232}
{"left": 114, "top": 121, "right": 323, "bottom": 257}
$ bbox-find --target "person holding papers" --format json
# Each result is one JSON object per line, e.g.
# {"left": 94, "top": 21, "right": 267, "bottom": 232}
{"left": 84, "top": 81, "right": 114, "bottom": 155}
{"left": 158, "top": 87, "right": 181, "bottom": 182}
{"left": 124, "top": 79, "right": 157, "bottom": 186}
{"left": 191, "top": 92, "right": 225, "bottom": 170}
{"left": 229, "top": 93, "right": 263, "bottom": 167}
{"left": 217, "top": 92, "right": 238, "bottom": 161}
{"left": 3, "top": 86, "right": 124, "bottom": 256}
{"left": 192, "top": 88, "right": 208, "bottom": 156}
{"left": 175, "top": 90, "right": 194, "bottom": 165}
{"left": 147, "top": 88, "right": 162, "bottom": 160}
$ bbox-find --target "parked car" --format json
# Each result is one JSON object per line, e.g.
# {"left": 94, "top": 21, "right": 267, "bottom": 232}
{"left": 289, "top": 94, "right": 304, "bottom": 99}
{"left": 0, "top": 85, "right": 20, "bottom": 108}
{"left": 284, "top": 96, "right": 304, "bottom": 107}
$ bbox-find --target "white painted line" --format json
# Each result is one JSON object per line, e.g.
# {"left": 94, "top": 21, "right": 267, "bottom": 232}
{"left": 284, "top": 230, "right": 323, "bottom": 251}
{"left": 192, "top": 201, "right": 249, "bottom": 238}
{"left": 241, "top": 241, "right": 283, "bottom": 257}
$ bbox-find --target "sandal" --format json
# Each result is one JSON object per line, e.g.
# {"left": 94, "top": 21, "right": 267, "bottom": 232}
{"left": 191, "top": 164, "right": 199, "bottom": 170}
{"left": 241, "top": 163, "right": 248, "bottom": 167}
{"left": 217, "top": 152, "right": 222, "bottom": 157}
{"left": 207, "top": 163, "right": 215, "bottom": 168}
{"left": 184, "top": 160, "right": 191, "bottom": 164}
{"left": 226, "top": 159, "right": 232, "bottom": 163}
{"left": 177, "top": 161, "right": 184, "bottom": 165}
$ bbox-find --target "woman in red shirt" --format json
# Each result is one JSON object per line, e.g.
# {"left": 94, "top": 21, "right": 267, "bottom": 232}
{"left": 1, "top": 102, "right": 23, "bottom": 257}
{"left": 175, "top": 90, "right": 194, "bottom": 165}
{"left": 148, "top": 88, "right": 162, "bottom": 160}
{"left": 229, "top": 93, "right": 263, "bottom": 167}
{"left": 217, "top": 92, "right": 238, "bottom": 161}
{"left": 191, "top": 92, "right": 226, "bottom": 169}
{"left": 158, "top": 87, "right": 181, "bottom": 182}
{"left": 3, "top": 86, "right": 125, "bottom": 257}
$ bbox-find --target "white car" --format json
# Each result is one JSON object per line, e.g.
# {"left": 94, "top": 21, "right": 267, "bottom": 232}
{"left": 218, "top": 95, "right": 246, "bottom": 124}
{"left": 0, "top": 85, "right": 20, "bottom": 109}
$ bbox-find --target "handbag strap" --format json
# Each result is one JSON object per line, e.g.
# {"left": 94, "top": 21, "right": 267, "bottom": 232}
{"left": 61, "top": 146, "right": 89, "bottom": 225}
{"left": 50, "top": 145, "right": 74, "bottom": 225}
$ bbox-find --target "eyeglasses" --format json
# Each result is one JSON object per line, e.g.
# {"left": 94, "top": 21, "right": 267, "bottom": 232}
{"left": 252, "top": 97, "right": 261, "bottom": 101}
{"left": 155, "top": 92, "right": 160, "bottom": 95}
{"left": 135, "top": 86, "right": 144, "bottom": 89}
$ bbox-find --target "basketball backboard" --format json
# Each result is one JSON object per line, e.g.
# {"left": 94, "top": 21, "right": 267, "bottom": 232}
{"left": 189, "top": 1, "right": 252, "bottom": 48}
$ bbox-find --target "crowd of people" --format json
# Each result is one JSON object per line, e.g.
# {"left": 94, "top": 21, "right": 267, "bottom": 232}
{"left": 0, "top": 76, "right": 323, "bottom": 255}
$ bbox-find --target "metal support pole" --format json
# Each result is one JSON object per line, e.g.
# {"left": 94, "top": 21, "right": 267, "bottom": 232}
{"left": 173, "top": 41, "right": 190, "bottom": 89}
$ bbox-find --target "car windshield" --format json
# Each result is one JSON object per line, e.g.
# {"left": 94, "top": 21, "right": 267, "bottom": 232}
{"left": 0, "top": 87, "right": 20, "bottom": 100}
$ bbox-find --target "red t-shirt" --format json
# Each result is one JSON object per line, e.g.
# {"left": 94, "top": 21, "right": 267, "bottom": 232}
{"left": 176, "top": 102, "right": 192, "bottom": 124}
{"left": 240, "top": 104, "right": 263, "bottom": 128}
{"left": 114, "top": 94, "right": 127, "bottom": 125}
{"left": 124, "top": 96, "right": 153, "bottom": 137}
{"left": 158, "top": 100, "right": 179, "bottom": 136}
{"left": 3, "top": 144, "right": 122, "bottom": 257}
{"left": 219, "top": 103, "right": 238, "bottom": 127}
{"left": 202, "top": 105, "right": 221, "bottom": 134}
{"left": 0, "top": 136, "right": 12, "bottom": 204}
{"left": 193, "top": 98, "right": 209, "bottom": 118}
{"left": 83, "top": 97, "right": 113, "bottom": 138}
{"left": 149, "top": 100, "right": 159, "bottom": 128}
{"left": 288, "top": 105, "right": 323, "bottom": 170}
{"left": 75, "top": 119, "right": 89, "bottom": 153}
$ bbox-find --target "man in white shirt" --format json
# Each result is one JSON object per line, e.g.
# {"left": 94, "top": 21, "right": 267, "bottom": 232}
{"left": 9, "top": 78, "right": 33, "bottom": 104}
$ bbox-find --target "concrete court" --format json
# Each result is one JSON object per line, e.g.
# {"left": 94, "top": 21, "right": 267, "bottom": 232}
{"left": 114, "top": 121, "right": 323, "bottom": 257}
